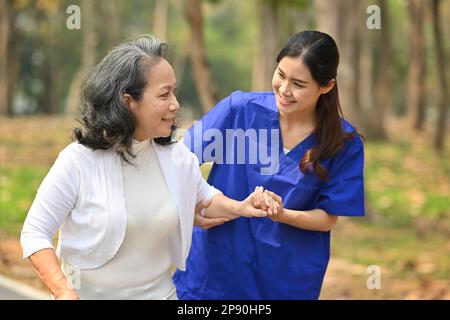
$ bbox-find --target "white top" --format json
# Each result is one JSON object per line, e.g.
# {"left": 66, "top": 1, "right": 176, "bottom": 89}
{"left": 21, "top": 139, "right": 221, "bottom": 271}
{"left": 283, "top": 148, "right": 291, "bottom": 155}
{"left": 62, "top": 139, "right": 178, "bottom": 299}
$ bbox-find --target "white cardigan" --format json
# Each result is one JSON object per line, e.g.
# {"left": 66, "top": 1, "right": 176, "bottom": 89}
{"left": 20, "top": 140, "right": 220, "bottom": 270}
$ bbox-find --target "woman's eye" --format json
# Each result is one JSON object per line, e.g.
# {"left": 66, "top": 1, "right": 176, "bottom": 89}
{"left": 294, "top": 83, "right": 304, "bottom": 88}
{"left": 160, "top": 92, "right": 170, "bottom": 98}
{"left": 278, "top": 72, "right": 285, "bottom": 79}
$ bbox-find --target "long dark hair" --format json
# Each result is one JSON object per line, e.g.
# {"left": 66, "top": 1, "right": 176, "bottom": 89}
{"left": 276, "top": 30, "right": 363, "bottom": 181}
{"left": 73, "top": 35, "right": 175, "bottom": 162}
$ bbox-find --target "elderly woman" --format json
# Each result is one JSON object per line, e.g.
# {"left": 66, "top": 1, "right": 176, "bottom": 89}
{"left": 20, "top": 35, "right": 275, "bottom": 300}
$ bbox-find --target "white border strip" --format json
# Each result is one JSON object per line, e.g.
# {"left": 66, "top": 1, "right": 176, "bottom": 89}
{"left": 0, "top": 273, "right": 50, "bottom": 300}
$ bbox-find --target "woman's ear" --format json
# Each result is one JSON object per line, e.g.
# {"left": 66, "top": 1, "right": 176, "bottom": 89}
{"left": 123, "top": 93, "right": 135, "bottom": 110}
{"left": 320, "top": 79, "right": 336, "bottom": 95}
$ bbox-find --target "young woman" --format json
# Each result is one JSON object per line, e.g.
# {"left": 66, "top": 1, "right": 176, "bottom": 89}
{"left": 20, "top": 35, "right": 275, "bottom": 300}
{"left": 174, "top": 30, "right": 365, "bottom": 300}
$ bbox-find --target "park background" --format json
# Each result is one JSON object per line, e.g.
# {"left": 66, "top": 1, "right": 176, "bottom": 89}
{"left": 0, "top": 0, "right": 449, "bottom": 299}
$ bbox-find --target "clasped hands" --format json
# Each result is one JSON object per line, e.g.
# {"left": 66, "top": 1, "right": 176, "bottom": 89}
{"left": 248, "top": 186, "right": 283, "bottom": 217}
{"left": 194, "top": 186, "right": 283, "bottom": 229}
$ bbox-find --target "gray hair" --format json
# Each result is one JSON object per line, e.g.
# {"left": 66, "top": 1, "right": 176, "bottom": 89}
{"left": 74, "top": 35, "right": 173, "bottom": 160}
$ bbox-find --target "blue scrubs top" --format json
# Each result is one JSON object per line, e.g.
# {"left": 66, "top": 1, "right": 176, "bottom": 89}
{"left": 173, "top": 91, "right": 365, "bottom": 300}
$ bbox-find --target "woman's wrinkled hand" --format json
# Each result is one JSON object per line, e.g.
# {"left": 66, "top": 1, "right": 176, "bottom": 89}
{"left": 237, "top": 193, "right": 269, "bottom": 218}
{"left": 250, "top": 186, "right": 283, "bottom": 217}
{"left": 236, "top": 186, "right": 281, "bottom": 218}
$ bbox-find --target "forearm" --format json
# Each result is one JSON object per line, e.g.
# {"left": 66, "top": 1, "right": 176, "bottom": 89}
{"left": 29, "top": 248, "right": 74, "bottom": 297}
{"left": 273, "top": 208, "right": 338, "bottom": 232}
{"left": 202, "top": 194, "right": 241, "bottom": 220}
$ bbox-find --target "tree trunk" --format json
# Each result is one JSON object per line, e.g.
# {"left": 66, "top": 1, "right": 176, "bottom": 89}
{"left": 351, "top": 0, "right": 364, "bottom": 115}
{"left": 167, "top": 0, "right": 187, "bottom": 87}
{"left": 48, "top": 50, "right": 62, "bottom": 114}
{"left": 251, "top": 0, "right": 278, "bottom": 92}
{"left": 4, "top": 1, "right": 21, "bottom": 116}
{"left": 6, "top": 27, "right": 20, "bottom": 116}
{"left": 366, "top": 0, "right": 390, "bottom": 140}
{"left": 338, "top": 0, "right": 364, "bottom": 127}
{"left": 185, "top": 0, "right": 218, "bottom": 113}
{"left": 0, "top": 0, "right": 10, "bottom": 116}
{"left": 48, "top": 2, "right": 63, "bottom": 114}
{"left": 432, "top": 0, "right": 449, "bottom": 152}
{"left": 314, "top": 0, "right": 363, "bottom": 128}
{"left": 360, "top": 24, "right": 374, "bottom": 134}
{"left": 102, "top": 0, "right": 122, "bottom": 45}
{"left": 314, "top": 0, "right": 339, "bottom": 39}
{"left": 407, "top": 0, "right": 426, "bottom": 131}
{"left": 66, "top": 0, "right": 97, "bottom": 115}
{"left": 153, "top": 0, "right": 169, "bottom": 42}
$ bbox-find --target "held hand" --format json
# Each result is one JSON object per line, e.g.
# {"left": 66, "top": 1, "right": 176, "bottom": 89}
{"left": 262, "top": 189, "right": 284, "bottom": 221}
{"left": 194, "top": 199, "right": 229, "bottom": 229}
{"left": 194, "top": 214, "right": 229, "bottom": 229}
{"left": 251, "top": 186, "right": 283, "bottom": 217}
{"left": 238, "top": 190, "right": 271, "bottom": 218}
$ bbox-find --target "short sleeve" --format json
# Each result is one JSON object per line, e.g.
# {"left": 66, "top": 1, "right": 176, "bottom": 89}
{"left": 183, "top": 93, "right": 237, "bottom": 164}
{"left": 20, "top": 148, "right": 80, "bottom": 258}
{"left": 315, "top": 136, "right": 365, "bottom": 217}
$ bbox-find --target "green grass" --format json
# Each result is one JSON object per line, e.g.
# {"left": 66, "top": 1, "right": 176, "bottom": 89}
{"left": 0, "top": 166, "right": 47, "bottom": 235}
{"left": 423, "top": 194, "right": 450, "bottom": 220}
{"left": 365, "top": 139, "right": 450, "bottom": 227}
{"left": 331, "top": 220, "right": 450, "bottom": 280}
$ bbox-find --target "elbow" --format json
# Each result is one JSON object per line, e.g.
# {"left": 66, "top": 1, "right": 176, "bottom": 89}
{"left": 319, "top": 226, "right": 332, "bottom": 232}
{"left": 320, "top": 215, "right": 338, "bottom": 232}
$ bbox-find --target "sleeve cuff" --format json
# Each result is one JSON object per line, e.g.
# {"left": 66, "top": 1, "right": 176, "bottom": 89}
{"left": 21, "top": 237, "right": 54, "bottom": 259}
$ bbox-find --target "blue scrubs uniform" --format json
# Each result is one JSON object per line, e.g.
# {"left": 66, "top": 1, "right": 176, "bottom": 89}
{"left": 173, "top": 91, "right": 365, "bottom": 300}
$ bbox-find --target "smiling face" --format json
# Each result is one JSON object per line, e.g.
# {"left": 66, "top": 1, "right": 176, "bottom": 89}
{"left": 272, "top": 56, "right": 333, "bottom": 119}
{"left": 125, "top": 58, "right": 179, "bottom": 141}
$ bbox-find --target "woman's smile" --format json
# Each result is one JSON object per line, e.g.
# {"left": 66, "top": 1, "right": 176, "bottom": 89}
{"left": 278, "top": 94, "right": 297, "bottom": 106}
{"left": 162, "top": 117, "right": 174, "bottom": 126}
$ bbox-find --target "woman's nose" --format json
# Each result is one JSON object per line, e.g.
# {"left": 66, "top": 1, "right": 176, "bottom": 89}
{"left": 279, "top": 82, "right": 291, "bottom": 96}
{"left": 170, "top": 97, "right": 180, "bottom": 112}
